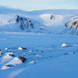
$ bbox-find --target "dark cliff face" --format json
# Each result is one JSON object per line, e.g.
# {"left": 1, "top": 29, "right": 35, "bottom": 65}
{"left": 16, "top": 15, "right": 34, "bottom": 30}
{"left": 64, "top": 17, "right": 78, "bottom": 33}
{"left": 65, "top": 17, "right": 78, "bottom": 27}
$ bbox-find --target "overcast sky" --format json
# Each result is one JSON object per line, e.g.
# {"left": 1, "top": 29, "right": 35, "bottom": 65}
{"left": 0, "top": 0, "right": 77, "bottom": 10}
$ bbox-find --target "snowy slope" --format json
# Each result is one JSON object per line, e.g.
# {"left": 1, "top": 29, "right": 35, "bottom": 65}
{"left": 0, "top": 6, "right": 78, "bottom": 33}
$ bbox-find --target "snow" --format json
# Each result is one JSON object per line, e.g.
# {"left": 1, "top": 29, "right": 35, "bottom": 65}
{"left": 40, "top": 14, "right": 63, "bottom": 26}
{"left": 0, "top": 6, "right": 78, "bottom": 78}
{"left": 18, "top": 47, "right": 23, "bottom": 50}
{"left": 0, "top": 52, "right": 14, "bottom": 64}
{"left": 61, "top": 43, "right": 69, "bottom": 47}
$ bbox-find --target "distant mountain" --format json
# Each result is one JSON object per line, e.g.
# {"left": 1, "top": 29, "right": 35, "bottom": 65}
{"left": 0, "top": 6, "right": 29, "bottom": 14}
{"left": 28, "top": 9, "right": 78, "bottom": 15}
{"left": 0, "top": 6, "right": 78, "bottom": 33}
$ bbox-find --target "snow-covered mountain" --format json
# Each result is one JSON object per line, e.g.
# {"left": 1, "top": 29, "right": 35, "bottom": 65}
{"left": 0, "top": 6, "right": 78, "bottom": 33}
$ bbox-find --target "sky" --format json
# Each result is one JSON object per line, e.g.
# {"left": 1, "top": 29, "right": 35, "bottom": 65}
{"left": 0, "top": 0, "right": 77, "bottom": 10}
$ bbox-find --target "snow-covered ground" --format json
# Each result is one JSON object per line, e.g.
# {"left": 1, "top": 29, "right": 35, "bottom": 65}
{"left": 0, "top": 6, "right": 78, "bottom": 78}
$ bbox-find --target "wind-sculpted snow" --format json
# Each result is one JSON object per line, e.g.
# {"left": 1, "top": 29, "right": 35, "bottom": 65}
{"left": 0, "top": 32, "right": 78, "bottom": 78}
{"left": 40, "top": 14, "right": 64, "bottom": 26}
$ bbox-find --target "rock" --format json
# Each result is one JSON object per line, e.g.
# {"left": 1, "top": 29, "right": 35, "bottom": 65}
{"left": 61, "top": 43, "right": 68, "bottom": 47}
{"left": 1, "top": 64, "right": 15, "bottom": 70}
{"left": 1, "top": 65, "right": 10, "bottom": 70}
{"left": 18, "top": 47, "right": 27, "bottom": 50}
{"left": 6, "top": 64, "right": 15, "bottom": 67}
{"left": 18, "top": 56, "right": 26, "bottom": 63}
{"left": 0, "top": 49, "right": 3, "bottom": 55}
{"left": 1, "top": 52, "right": 14, "bottom": 64}
{"left": 5, "top": 48, "right": 10, "bottom": 50}
{"left": 6, "top": 52, "right": 14, "bottom": 57}
{"left": 1, "top": 56, "right": 26, "bottom": 70}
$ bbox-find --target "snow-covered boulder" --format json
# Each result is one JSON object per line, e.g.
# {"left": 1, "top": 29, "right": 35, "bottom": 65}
{"left": 18, "top": 46, "right": 27, "bottom": 50}
{"left": 61, "top": 43, "right": 69, "bottom": 47}
{"left": 1, "top": 56, "right": 26, "bottom": 70}
{"left": 1, "top": 52, "right": 14, "bottom": 64}
{"left": 65, "top": 17, "right": 78, "bottom": 29}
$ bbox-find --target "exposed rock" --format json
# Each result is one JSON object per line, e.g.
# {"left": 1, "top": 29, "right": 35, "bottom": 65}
{"left": 6, "top": 52, "right": 14, "bottom": 57}
{"left": 16, "top": 15, "right": 34, "bottom": 30}
{"left": 18, "top": 46, "right": 27, "bottom": 50}
{"left": 18, "top": 56, "right": 26, "bottom": 63}
{"left": 5, "top": 48, "right": 10, "bottom": 50}
{"left": 65, "top": 17, "right": 78, "bottom": 32}
{"left": 0, "top": 49, "right": 3, "bottom": 55}
{"left": 61, "top": 43, "right": 68, "bottom": 47}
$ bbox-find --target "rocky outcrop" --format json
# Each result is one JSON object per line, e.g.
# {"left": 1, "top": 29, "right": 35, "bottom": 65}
{"left": 65, "top": 17, "right": 78, "bottom": 32}
{"left": 16, "top": 15, "right": 34, "bottom": 30}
